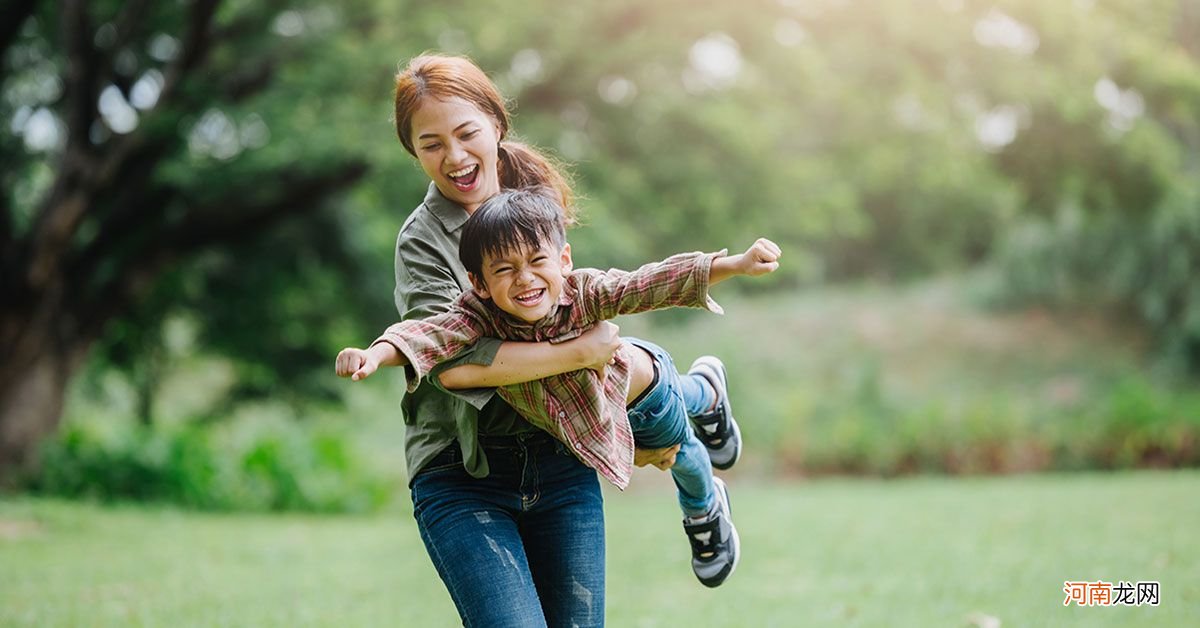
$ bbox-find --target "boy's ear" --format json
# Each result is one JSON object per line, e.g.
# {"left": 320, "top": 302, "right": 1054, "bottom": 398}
{"left": 468, "top": 272, "right": 491, "bottom": 299}
{"left": 559, "top": 243, "right": 573, "bottom": 275}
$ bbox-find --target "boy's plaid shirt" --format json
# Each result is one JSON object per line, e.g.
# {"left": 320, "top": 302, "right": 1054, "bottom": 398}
{"left": 372, "top": 250, "right": 725, "bottom": 489}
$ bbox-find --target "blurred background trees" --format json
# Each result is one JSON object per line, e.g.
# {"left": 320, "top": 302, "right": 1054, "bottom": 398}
{"left": 2, "top": 0, "right": 1198, "bottom": 501}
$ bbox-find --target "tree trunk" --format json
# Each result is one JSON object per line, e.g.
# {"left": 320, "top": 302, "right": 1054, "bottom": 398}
{"left": 0, "top": 313, "right": 89, "bottom": 483}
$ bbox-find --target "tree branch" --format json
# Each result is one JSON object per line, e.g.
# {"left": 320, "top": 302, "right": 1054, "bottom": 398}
{"left": 172, "top": 161, "right": 369, "bottom": 250}
{"left": 23, "top": 0, "right": 220, "bottom": 291}
{"left": 60, "top": 0, "right": 99, "bottom": 152}
{"left": 96, "top": 0, "right": 152, "bottom": 101}
{"left": 223, "top": 58, "right": 276, "bottom": 101}
{"left": 0, "top": 0, "right": 38, "bottom": 64}
{"left": 19, "top": 0, "right": 103, "bottom": 290}
{"left": 158, "top": 0, "right": 221, "bottom": 104}
{"left": 76, "top": 159, "right": 368, "bottom": 338}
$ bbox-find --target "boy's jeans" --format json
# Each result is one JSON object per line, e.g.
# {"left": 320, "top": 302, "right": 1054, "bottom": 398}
{"left": 625, "top": 338, "right": 717, "bottom": 517}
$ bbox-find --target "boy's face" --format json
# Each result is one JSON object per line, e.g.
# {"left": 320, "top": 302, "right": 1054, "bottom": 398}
{"left": 470, "top": 240, "right": 573, "bottom": 323}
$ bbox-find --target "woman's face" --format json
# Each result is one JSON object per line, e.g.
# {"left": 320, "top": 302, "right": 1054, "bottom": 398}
{"left": 410, "top": 96, "right": 502, "bottom": 213}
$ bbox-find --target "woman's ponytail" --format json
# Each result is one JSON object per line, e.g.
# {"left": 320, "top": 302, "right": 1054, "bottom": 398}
{"left": 498, "top": 140, "right": 577, "bottom": 226}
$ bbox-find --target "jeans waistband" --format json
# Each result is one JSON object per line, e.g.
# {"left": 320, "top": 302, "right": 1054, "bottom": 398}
{"left": 477, "top": 431, "right": 557, "bottom": 449}
{"left": 626, "top": 349, "right": 660, "bottom": 410}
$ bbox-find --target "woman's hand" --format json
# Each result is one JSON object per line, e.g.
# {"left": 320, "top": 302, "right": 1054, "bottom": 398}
{"left": 571, "top": 321, "right": 622, "bottom": 378}
{"left": 634, "top": 444, "right": 680, "bottom": 470}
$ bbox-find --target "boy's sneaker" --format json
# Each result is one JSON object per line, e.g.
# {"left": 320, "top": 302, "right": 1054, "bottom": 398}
{"left": 687, "top": 356, "right": 742, "bottom": 470}
{"left": 683, "top": 476, "right": 740, "bottom": 588}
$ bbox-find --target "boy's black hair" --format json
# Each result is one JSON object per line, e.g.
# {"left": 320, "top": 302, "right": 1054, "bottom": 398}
{"left": 459, "top": 187, "right": 568, "bottom": 277}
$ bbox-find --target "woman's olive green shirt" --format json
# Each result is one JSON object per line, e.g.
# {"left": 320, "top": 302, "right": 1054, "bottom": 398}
{"left": 394, "top": 183, "right": 534, "bottom": 481}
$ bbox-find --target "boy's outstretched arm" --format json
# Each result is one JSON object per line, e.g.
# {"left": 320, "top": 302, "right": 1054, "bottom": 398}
{"left": 709, "top": 238, "right": 782, "bottom": 285}
{"left": 335, "top": 342, "right": 406, "bottom": 382}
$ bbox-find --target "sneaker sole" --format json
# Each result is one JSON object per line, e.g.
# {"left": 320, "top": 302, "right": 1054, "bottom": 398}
{"left": 719, "top": 477, "right": 741, "bottom": 579}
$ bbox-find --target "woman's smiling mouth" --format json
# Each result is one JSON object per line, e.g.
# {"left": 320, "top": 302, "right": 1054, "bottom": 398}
{"left": 447, "top": 164, "right": 479, "bottom": 191}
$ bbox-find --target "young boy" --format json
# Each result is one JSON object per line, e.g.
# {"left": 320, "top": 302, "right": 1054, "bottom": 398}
{"left": 336, "top": 188, "right": 781, "bottom": 587}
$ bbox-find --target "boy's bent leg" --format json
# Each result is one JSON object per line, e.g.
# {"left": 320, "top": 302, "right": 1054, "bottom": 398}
{"left": 686, "top": 356, "right": 743, "bottom": 470}
{"left": 519, "top": 437, "right": 606, "bottom": 628}
{"left": 623, "top": 339, "right": 716, "bottom": 516}
{"left": 625, "top": 339, "right": 740, "bottom": 587}
{"left": 411, "top": 449, "right": 548, "bottom": 628}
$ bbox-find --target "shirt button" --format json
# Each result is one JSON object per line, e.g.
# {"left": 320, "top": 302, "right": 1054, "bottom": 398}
{"left": 558, "top": 411, "right": 566, "bottom": 418}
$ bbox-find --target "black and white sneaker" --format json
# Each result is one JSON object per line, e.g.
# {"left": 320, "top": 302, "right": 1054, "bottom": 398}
{"left": 687, "top": 356, "right": 742, "bottom": 470}
{"left": 683, "top": 476, "right": 740, "bottom": 588}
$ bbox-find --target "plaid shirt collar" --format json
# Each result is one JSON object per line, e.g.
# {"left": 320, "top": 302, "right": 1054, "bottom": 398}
{"left": 481, "top": 280, "right": 577, "bottom": 337}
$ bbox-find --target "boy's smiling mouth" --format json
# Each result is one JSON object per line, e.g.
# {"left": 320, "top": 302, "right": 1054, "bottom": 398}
{"left": 447, "top": 164, "right": 479, "bottom": 191}
{"left": 513, "top": 288, "right": 545, "bottom": 306}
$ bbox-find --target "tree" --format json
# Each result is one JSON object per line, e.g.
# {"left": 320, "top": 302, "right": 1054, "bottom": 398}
{"left": 0, "top": 0, "right": 369, "bottom": 478}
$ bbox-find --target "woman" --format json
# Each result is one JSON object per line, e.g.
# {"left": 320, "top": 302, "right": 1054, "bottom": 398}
{"left": 389, "top": 54, "right": 678, "bottom": 627}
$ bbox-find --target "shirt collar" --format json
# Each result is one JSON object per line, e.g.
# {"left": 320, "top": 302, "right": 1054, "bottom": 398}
{"left": 422, "top": 182, "right": 471, "bottom": 232}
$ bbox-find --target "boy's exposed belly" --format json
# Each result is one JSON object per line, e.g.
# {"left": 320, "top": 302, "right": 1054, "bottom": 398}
{"left": 623, "top": 341, "right": 656, "bottom": 405}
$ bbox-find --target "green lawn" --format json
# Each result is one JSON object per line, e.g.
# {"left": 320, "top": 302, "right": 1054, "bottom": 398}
{"left": 2, "top": 471, "right": 1197, "bottom": 627}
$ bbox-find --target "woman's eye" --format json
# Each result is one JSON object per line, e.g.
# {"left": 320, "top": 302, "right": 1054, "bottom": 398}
{"left": 462, "top": 130, "right": 479, "bottom": 139}
{"left": 532, "top": 256, "right": 548, "bottom": 263}
{"left": 421, "top": 143, "right": 440, "bottom": 151}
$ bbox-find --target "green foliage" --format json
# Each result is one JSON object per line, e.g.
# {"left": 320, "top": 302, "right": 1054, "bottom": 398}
{"left": 782, "top": 374, "right": 1200, "bottom": 476}
{"left": 621, "top": 279, "right": 1200, "bottom": 478}
{"left": 8, "top": 0, "right": 1200, "bottom": 487}
{"left": 981, "top": 0, "right": 1200, "bottom": 371}
{"left": 991, "top": 186, "right": 1200, "bottom": 373}
{"left": 29, "top": 415, "right": 393, "bottom": 513}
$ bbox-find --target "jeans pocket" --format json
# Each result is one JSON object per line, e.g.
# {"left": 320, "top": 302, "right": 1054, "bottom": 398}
{"left": 416, "top": 444, "right": 463, "bottom": 475}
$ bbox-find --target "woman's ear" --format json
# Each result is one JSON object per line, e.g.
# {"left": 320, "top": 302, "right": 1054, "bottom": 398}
{"left": 559, "top": 243, "right": 573, "bottom": 275}
{"left": 469, "top": 272, "right": 491, "bottom": 299}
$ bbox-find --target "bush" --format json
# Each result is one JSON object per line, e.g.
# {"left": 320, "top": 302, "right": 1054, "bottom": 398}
{"left": 777, "top": 374, "right": 1200, "bottom": 477}
{"left": 988, "top": 188, "right": 1200, "bottom": 374}
{"left": 30, "top": 416, "right": 393, "bottom": 513}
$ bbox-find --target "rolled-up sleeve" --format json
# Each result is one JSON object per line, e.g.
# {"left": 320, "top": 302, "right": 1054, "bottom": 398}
{"left": 576, "top": 250, "right": 727, "bottom": 322}
{"left": 394, "top": 226, "right": 498, "bottom": 409}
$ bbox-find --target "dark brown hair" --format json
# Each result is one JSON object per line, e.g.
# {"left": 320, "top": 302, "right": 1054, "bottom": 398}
{"left": 394, "top": 54, "right": 576, "bottom": 222}
{"left": 459, "top": 188, "right": 567, "bottom": 278}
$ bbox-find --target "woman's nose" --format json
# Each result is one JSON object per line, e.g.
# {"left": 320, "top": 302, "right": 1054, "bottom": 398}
{"left": 445, "top": 140, "right": 467, "bottom": 164}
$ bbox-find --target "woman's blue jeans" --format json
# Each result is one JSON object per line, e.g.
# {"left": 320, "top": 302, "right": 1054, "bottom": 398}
{"left": 625, "top": 338, "right": 717, "bottom": 518}
{"left": 410, "top": 431, "right": 605, "bottom": 627}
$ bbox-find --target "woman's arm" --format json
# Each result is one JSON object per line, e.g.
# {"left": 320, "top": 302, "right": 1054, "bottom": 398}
{"left": 437, "top": 321, "right": 621, "bottom": 389}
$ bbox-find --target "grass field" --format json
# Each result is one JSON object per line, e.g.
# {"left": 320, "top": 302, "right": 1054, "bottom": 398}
{"left": 2, "top": 470, "right": 1197, "bottom": 627}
